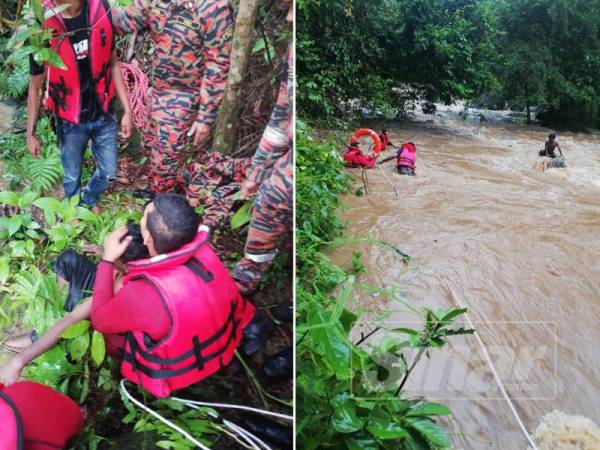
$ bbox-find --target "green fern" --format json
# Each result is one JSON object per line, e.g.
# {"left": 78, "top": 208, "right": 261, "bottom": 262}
{"left": 24, "top": 154, "right": 63, "bottom": 193}
{"left": 0, "top": 50, "right": 30, "bottom": 98}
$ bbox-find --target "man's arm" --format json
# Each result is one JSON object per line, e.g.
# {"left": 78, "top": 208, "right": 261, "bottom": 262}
{"left": 110, "top": 51, "right": 133, "bottom": 139}
{"left": 379, "top": 155, "right": 396, "bottom": 164}
{"left": 26, "top": 74, "right": 44, "bottom": 158}
{"left": 240, "top": 47, "right": 292, "bottom": 199}
{"left": 187, "top": 0, "right": 233, "bottom": 146}
{"left": 110, "top": 3, "right": 149, "bottom": 35}
{"left": 0, "top": 300, "right": 92, "bottom": 385}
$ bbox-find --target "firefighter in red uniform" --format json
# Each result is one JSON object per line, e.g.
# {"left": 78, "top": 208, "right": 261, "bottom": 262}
{"left": 0, "top": 381, "right": 84, "bottom": 450}
{"left": 0, "top": 195, "right": 255, "bottom": 398}
{"left": 232, "top": 41, "right": 293, "bottom": 296}
{"left": 27, "top": 0, "right": 133, "bottom": 212}
{"left": 111, "top": 0, "right": 233, "bottom": 194}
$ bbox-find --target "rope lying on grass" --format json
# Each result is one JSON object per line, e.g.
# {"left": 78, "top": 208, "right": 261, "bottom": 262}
{"left": 119, "top": 62, "right": 149, "bottom": 130}
{"left": 120, "top": 379, "right": 293, "bottom": 450}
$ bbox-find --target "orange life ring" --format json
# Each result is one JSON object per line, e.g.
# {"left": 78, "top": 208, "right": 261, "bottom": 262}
{"left": 349, "top": 128, "right": 383, "bottom": 154}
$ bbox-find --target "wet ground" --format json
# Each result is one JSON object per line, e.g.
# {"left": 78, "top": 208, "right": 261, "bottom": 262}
{"left": 329, "top": 103, "right": 600, "bottom": 449}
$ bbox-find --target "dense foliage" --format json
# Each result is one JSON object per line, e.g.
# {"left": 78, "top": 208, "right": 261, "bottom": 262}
{"left": 295, "top": 122, "right": 474, "bottom": 449}
{"left": 299, "top": 0, "right": 600, "bottom": 128}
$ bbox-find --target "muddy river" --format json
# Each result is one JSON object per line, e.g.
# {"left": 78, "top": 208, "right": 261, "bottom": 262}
{"left": 330, "top": 104, "right": 600, "bottom": 449}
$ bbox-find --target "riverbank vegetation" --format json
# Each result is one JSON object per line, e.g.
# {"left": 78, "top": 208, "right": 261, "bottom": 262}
{"left": 298, "top": 0, "right": 600, "bottom": 129}
{"left": 296, "top": 123, "right": 474, "bottom": 449}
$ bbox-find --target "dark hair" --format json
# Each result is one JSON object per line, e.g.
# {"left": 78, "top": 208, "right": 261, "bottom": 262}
{"left": 407, "top": 141, "right": 415, "bottom": 146}
{"left": 549, "top": 133, "right": 556, "bottom": 140}
{"left": 146, "top": 194, "right": 200, "bottom": 254}
{"left": 121, "top": 220, "right": 150, "bottom": 263}
{"left": 381, "top": 129, "right": 387, "bottom": 133}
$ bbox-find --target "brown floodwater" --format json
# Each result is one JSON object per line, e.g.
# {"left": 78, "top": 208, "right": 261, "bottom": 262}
{"left": 329, "top": 104, "right": 600, "bottom": 449}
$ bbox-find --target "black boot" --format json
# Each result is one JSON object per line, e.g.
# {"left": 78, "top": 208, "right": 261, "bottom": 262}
{"left": 54, "top": 250, "right": 97, "bottom": 312}
{"left": 263, "top": 347, "right": 293, "bottom": 380}
{"left": 272, "top": 302, "right": 293, "bottom": 323}
{"left": 242, "top": 415, "right": 292, "bottom": 449}
{"left": 241, "top": 314, "right": 274, "bottom": 356}
{"left": 132, "top": 188, "right": 156, "bottom": 201}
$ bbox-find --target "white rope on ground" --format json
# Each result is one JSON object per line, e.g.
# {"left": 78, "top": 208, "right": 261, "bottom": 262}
{"left": 121, "top": 380, "right": 290, "bottom": 449}
{"left": 223, "top": 419, "right": 273, "bottom": 450}
{"left": 171, "top": 397, "right": 294, "bottom": 421}
{"left": 446, "top": 284, "right": 539, "bottom": 450}
{"left": 120, "top": 380, "right": 212, "bottom": 450}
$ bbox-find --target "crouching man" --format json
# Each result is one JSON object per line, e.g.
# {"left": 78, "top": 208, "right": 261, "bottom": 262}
{"left": 0, "top": 194, "right": 255, "bottom": 399}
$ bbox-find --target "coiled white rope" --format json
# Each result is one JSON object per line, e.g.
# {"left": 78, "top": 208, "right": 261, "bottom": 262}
{"left": 120, "top": 380, "right": 291, "bottom": 450}
{"left": 447, "top": 284, "right": 538, "bottom": 450}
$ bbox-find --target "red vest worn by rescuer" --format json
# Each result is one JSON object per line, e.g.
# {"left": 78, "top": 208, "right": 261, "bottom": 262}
{"left": 43, "top": 0, "right": 115, "bottom": 124}
{"left": 119, "top": 227, "right": 256, "bottom": 398}
{"left": 397, "top": 143, "right": 416, "bottom": 170}
{"left": 0, "top": 381, "right": 84, "bottom": 450}
{"left": 343, "top": 146, "right": 376, "bottom": 168}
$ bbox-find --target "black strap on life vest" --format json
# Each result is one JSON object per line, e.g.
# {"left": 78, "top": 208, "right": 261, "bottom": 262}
{"left": 0, "top": 391, "right": 24, "bottom": 450}
{"left": 48, "top": 76, "right": 70, "bottom": 112}
{"left": 122, "top": 299, "right": 241, "bottom": 379}
{"left": 184, "top": 257, "right": 214, "bottom": 282}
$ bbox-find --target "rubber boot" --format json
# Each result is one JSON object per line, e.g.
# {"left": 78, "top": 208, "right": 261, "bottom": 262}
{"left": 263, "top": 347, "right": 293, "bottom": 380}
{"left": 242, "top": 415, "right": 292, "bottom": 449}
{"left": 272, "top": 302, "right": 293, "bottom": 323}
{"left": 240, "top": 314, "right": 274, "bottom": 356}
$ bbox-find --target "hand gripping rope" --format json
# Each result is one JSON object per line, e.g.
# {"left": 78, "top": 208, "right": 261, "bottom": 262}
{"left": 120, "top": 379, "right": 293, "bottom": 450}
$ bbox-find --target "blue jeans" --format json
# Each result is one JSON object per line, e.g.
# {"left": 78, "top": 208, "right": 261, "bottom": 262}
{"left": 59, "top": 115, "right": 118, "bottom": 207}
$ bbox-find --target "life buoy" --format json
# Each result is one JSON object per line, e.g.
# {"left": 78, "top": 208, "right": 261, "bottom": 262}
{"left": 349, "top": 128, "right": 383, "bottom": 154}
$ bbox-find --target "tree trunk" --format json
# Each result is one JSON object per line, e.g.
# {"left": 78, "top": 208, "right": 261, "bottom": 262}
{"left": 525, "top": 81, "right": 531, "bottom": 125}
{"left": 213, "top": 0, "right": 261, "bottom": 154}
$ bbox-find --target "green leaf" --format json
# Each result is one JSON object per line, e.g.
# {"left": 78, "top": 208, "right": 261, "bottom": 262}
{"left": 366, "top": 407, "right": 409, "bottom": 440}
{"left": 46, "top": 49, "right": 67, "bottom": 70}
{"left": 91, "top": 331, "right": 106, "bottom": 367}
{"left": 19, "top": 191, "right": 39, "bottom": 208}
{"left": 31, "top": 0, "right": 44, "bottom": 23}
{"left": 69, "top": 332, "right": 90, "bottom": 360}
{"left": 230, "top": 201, "right": 252, "bottom": 230}
{"left": 0, "top": 191, "right": 19, "bottom": 205}
{"left": 408, "top": 402, "right": 451, "bottom": 417}
{"left": 34, "top": 197, "right": 62, "bottom": 214}
{"left": 404, "top": 417, "right": 450, "bottom": 448}
{"left": 44, "top": 3, "right": 70, "bottom": 19}
{"left": 6, "top": 215, "right": 23, "bottom": 237}
{"left": 440, "top": 307, "right": 468, "bottom": 323}
{"left": 0, "top": 258, "right": 9, "bottom": 284}
{"left": 331, "top": 394, "right": 365, "bottom": 433}
{"left": 76, "top": 206, "right": 96, "bottom": 222}
{"left": 343, "top": 433, "right": 378, "bottom": 450}
{"left": 62, "top": 320, "right": 91, "bottom": 339}
{"left": 391, "top": 327, "right": 420, "bottom": 336}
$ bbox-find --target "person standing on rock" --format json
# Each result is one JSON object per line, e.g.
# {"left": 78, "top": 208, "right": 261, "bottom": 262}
{"left": 111, "top": 0, "right": 233, "bottom": 195}
{"left": 26, "top": 0, "right": 133, "bottom": 213}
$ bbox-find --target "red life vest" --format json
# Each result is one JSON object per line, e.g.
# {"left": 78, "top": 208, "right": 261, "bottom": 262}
{"left": 397, "top": 143, "right": 416, "bottom": 170}
{"left": 379, "top": 131, "right": 389, "bottom": 150}
{"left": 44, "top": 0, "right": 115, "bottom": 124}
{"left": 343, "top": 147, "right": 376, "bottom": 168}
{"left": 0, "top": 382, "right": 83, "bottom": 450}
{"left": 120, "top": 227, "right": 256, "bottom": 398}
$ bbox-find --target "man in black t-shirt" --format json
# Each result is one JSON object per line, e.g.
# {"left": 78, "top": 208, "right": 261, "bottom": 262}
{"left": 27, "top": 0, "right": 133, "bottom": 212}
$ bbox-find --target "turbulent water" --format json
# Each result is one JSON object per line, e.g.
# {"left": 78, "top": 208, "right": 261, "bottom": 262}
{"left": 330, "top": 104, "right": 600, "bottom": 449}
